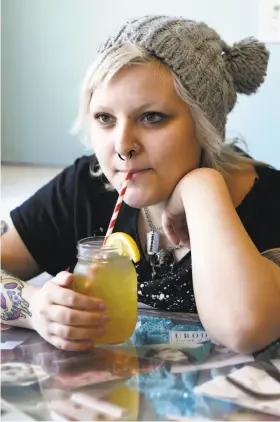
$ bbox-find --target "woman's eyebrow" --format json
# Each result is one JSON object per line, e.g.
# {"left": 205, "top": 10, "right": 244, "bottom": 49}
{"left": 92, "top": 102, "right": 170, "bottom": 113}
{"left": 90, "top": 104, "right": 115, "bottom": 114}
{"left": 133, "top": 102, "right": 169, "bottom": 112}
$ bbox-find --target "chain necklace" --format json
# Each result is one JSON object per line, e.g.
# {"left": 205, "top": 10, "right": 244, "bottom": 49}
{"left": 143, "top": 207, "right": 182, "bottom": 277}
{"left": 143, "top": 207, "right": 162, "bottom": 254}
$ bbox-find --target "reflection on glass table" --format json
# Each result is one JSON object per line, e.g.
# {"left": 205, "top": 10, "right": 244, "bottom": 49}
{"left": 1, "top": 309, "right": 280, "bottom": 421}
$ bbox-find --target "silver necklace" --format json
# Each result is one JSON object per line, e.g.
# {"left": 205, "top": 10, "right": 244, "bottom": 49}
{"left": 143, "top": 208, "right": 182, "bottom": 276}
{"left": 143, "top": 207, "right": 162, "bottom": 255}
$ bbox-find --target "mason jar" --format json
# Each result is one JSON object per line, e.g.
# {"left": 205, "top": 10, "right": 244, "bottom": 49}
{"left": 72, "top": 237, "right": 138, "bottom": 344}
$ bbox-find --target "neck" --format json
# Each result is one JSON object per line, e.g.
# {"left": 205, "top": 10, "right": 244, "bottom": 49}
{"left": 141, "top": 202, "right": 166, "bottom": 228}
{"left": 137, "top": 202, "right": 165, "bottom": 253}
{"left": 138, "top": 202, "right": 189, "bottom": 260}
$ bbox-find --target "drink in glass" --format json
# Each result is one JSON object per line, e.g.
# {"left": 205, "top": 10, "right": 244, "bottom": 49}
{"left": 73, "top": 237, "right": 138, "bottom": 344}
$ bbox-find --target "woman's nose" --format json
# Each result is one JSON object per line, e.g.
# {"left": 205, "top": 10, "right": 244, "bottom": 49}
{"left": 114, "top": 122, "right": 138, "bottom": 157}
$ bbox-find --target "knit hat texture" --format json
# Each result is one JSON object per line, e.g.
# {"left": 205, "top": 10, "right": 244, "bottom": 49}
{"left": 99, "top": 15, "right": 269, "bottom": 137}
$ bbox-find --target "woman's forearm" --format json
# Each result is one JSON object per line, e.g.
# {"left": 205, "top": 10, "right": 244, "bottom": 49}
{"left": 181, "top": 169, "right": 280, "bottom": 352}
{"left": 0, "top": 268, "right": 39, "bottom": 329}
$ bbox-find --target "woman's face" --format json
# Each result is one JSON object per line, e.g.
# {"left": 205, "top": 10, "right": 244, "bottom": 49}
{"left": 89, "top": 61, "right": 201, "bottom": 208}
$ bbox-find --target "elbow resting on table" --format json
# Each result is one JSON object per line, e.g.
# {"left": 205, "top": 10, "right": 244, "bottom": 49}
{"left": 211, "top": 318, "right": 280, "bottom": 354}
{"left": 202, "top": 262, "right": 280, "bottom": 354}
{"left": 222, "top": 328, "right": 266, "bottom": 355}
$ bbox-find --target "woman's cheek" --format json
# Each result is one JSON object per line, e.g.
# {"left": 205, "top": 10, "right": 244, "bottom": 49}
{"left": 103, "top": 168, "right": 120, "bottom": 190}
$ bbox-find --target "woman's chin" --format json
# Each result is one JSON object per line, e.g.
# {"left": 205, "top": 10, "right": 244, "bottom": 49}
{"left": 124, "top": 195, "right": 145, "bottom": 209}
{"left": 124, "top": 190, "right": 164, "bottom": 209}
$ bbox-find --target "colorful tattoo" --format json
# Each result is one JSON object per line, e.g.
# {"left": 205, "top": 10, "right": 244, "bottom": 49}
{"left": 1, "top": 220, "right": 9, "bottom": 236}
{"left": 0, "top": 272, "right": 32, "bottom": 321}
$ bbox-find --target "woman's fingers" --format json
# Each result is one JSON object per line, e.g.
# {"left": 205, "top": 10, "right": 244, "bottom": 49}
{"left": 31, "top": 271, "right": 110, "bottom": 351}
{"left": 48, "top": 335, "right": 94, "bottom": 352}
{"left": 52, "top": 271, "right": 74, "bottom": 288}
{"left": 174, "top": 220, "right": 190, "bottom": 244}
{"left": 44, "top": 304, "right": 109, "bottom": 327}
{"left": 47, "top": 282, "right": 106, "bottom": 311}
{"left": 162, "top": 213, "right": 190, "bottom": 245}
{"left": 161, "top": 213, "right": 180, "bottom": 245}
{"left": 48, "top": 321, "right": 105, "bottom": 341}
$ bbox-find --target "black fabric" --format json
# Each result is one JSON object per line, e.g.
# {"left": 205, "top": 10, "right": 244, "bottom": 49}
{"left": 11, "top": 155, "right": 280, "bottom": 312}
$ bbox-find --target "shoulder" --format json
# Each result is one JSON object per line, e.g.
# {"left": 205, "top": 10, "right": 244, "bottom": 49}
{"left": 56, "top": 154, "right": 98, "bottom": 187}
{"left": 256, "top": 165, "right": 280, "bottom": 189}
{"left": 237, "top": 165, "right": 280, "bottom": 252}
{"left": 71, "top": 155, "right": 117, "bottom": 205}
{"left": 28, "top": 155, "right": 96, "bottom": 198}
{"left": 59, "top": 155, "right": 119, "bottom": 228}
{"left": 10, "top": 155, "right": 114, "bottom": 225}
{"left": 44, "top": 154, "right": 109, "bottom": 197}
{"left": 240, "top": 165, "right": 280, "bottom": 208}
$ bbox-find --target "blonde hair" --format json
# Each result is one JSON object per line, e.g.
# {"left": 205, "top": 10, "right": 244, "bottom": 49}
{"left": 72, "top": 44, "right": 265, "bottom": 180}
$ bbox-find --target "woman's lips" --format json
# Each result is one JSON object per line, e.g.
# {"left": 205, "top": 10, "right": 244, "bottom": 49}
{"left": 118, "top": 169, "right": 151, "bottom": 179}
{"left": 129, "top": 169, "right": 151, "bottom": 179}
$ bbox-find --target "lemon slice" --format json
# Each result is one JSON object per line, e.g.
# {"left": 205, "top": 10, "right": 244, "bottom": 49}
{"left": 105, "top": 232, "right": 140, "bottom": 263}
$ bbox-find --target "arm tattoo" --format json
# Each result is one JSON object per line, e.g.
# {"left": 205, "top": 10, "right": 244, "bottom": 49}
{"left": 1, "top": 270, "right": 32, "bottom": 321}
{"left": 1, "top": 220, "right": 9, "bottom": 236}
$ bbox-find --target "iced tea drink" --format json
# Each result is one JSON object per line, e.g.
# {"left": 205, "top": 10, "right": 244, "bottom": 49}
{"left": 73, "top": 237, "right": 138, "bottom": 344}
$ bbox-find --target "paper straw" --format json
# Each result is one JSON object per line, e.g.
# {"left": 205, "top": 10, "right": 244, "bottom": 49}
{"left": 103, "top": 172, "right": 131, "bottom": 245}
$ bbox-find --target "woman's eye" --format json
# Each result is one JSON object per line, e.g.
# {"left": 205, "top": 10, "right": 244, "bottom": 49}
{"left": 95, "top": 113, "right": 113, "bottom": 124}
{"left": 142, "top": 112, "right": 166, "bottom": 124}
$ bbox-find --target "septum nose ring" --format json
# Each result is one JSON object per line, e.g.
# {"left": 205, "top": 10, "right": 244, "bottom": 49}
{"left": 117, "top": 143, "right": 138, "bottom": 161}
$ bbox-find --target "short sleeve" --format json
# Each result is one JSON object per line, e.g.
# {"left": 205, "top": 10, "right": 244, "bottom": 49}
{"left": 10, "top": 158, "right": 82, "bottom": 275}
{"left": 261, "top": 248, "right": 280, "bottom": 267}
{"left": 237, "top": 166, "right": 280, "bottom": 255}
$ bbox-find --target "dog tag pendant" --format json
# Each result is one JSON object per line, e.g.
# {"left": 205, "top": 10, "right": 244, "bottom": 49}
{"left": 146, "top": 231, "right": 160, "bottom": 255}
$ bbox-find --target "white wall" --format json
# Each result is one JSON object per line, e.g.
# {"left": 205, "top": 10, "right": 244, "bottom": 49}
{"left": 2, "top": 0, "right": 280, "bottom": 167}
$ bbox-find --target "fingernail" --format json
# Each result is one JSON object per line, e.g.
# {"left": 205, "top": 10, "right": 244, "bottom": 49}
{"left": 96, "top": 327, "right": 105, "bottom": 334}
{"left": 102, "top": 315, "right": 109, "bottom": 323}
{"left": 97, "top": 302, "right": 106, "bottom": 310}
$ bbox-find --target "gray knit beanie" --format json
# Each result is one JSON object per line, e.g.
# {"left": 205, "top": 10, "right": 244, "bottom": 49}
{"left": 98, "top": 15, "right": 269, "bottom": 137}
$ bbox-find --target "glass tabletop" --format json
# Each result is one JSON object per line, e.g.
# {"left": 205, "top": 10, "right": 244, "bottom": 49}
{"left": 1, "top": 308, "right": 280, "bottom": 421}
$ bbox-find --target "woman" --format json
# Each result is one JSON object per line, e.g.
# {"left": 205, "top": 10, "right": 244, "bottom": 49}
{"left": 1, "top": 16, "right": 280, "bottom": 353}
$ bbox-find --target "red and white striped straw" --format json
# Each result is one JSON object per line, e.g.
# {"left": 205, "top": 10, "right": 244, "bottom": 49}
{"left": 103, "top": 172, "right": 131, "bottom": 245}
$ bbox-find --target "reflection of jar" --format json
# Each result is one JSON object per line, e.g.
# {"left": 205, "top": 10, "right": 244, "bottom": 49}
{"left": 107, "top": 381, "right": 139, "bottom": 421}
{"left": 73, "top": 237, "right": 138, "bottom": 344}
{"left": 106, "top": 346, "right": 140, "bottom": 421}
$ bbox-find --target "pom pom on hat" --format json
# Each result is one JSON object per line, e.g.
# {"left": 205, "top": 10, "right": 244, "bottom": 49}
{"left": 222, "top": 37, "right": 269, "bottom": 95}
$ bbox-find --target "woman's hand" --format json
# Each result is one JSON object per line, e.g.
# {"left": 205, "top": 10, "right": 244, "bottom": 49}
{"left": 162, "top": 168, "right": 222, "bottom": 248}
{"left": 162, "top": 176, "right": 190, "bottom": 248}
{"left": 30, "top": 271, "right": 108, "bottom": 351}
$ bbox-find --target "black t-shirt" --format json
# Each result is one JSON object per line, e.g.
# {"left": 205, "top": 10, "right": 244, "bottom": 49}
{"left": 11, "top": 155, "right": 280, "bottom": 312}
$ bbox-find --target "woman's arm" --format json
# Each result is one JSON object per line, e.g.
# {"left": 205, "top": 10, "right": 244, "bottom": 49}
{"left": 1, "top": 269, "right": 39, "bottom": 329}
{"left": 1, "top": 217, "right": 41, "bottom": 280}
{"left": 1, "top": 218, "right": 108, "bottom": 350}
{"left": 180, "top": 168, "right": 280, "bottom": 353}
{"left": 1, "top": 217, "right": 41, "bottom": 328}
